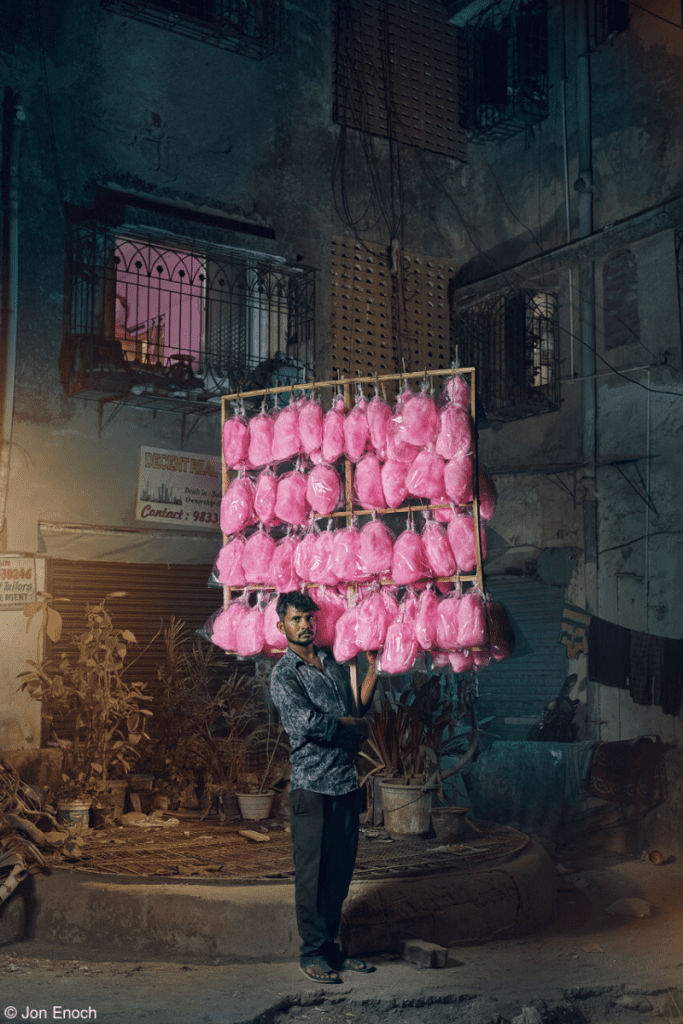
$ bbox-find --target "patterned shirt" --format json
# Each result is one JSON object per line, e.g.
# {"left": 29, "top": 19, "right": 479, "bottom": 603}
{"left": 270, "top": 646, "right": 361, "bottom": 796}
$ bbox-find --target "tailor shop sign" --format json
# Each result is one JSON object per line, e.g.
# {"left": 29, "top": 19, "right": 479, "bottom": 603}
{"left": 136, "top": 446, "right": 221, "bottom": 530}
{"left": 0, "top": 555, "right": 36, "bottom": 610}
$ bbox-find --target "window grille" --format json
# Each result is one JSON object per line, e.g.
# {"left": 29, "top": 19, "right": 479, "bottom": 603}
{"left": 334, "top": 0, "right": 467, "bottom": 161}
{"left": 100, "top": 0, "right": 283, "bottom": 59}
{"left": 63, "top": 223, "right": 315, "bottom": 411}
{"left": 590, "top": 0, "right": 629, "bottom": 47}
{"left": 463, "top": 0, "right": 548, "bottom": 144}
{"left": 454, "top": 290, "right": 559, "bottom": 418}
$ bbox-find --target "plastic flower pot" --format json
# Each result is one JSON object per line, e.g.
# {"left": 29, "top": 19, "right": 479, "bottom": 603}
{"left": 236, "top": 791, "right": 275, "bottom": 821}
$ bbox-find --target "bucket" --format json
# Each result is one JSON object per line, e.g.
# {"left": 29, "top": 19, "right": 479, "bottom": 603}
{"left": 236, "top": 791, "right": 275, "bottom": 821}
{"left": 57, "top": 800, "right": 91, "bottom": 828}
{"left": 430, "top": 806, "right": 469, "bottom": 843}
{"left": 102, "top": 780, "right": 128, "bottom": 817}
{"left": 379, "top": 780, "right": 435, "bottom": 838}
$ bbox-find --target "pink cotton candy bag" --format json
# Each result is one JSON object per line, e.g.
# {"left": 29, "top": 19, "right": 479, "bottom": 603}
{"left": 272, "top": 533, "right": 300, "bottom": 592}
{"left": 358, "top": 517, "right": 394, "bottom": 578}
{"left": 212, "top": 596, "right": 250, "bottom": 652}
{"left": 333, "top": 603, "right": 360, "bottom": 663}
{"left": 236, "top": 601, "right": 265, "bottom": 658}
{"left": 215, "top": 536, "right": 246, "bottom": 587}
{"left": 435, "top": 405, "right": 471, "bottom": 460}
{"left": 381, "top": 460, "right": 408, "bottom": 508}
{"left": 344, "top": 394, "right": 370, "bottom": 462}
{"left": 422, "top": 518, "right": 456, "bottom": 578}
{"left": 447, "top": 513, "right": 487, "bottom": 573}
{"left": 294, "top": 529, "right": 318, "bottom": 583}
{"left": 309, "top": 586, "right": 346, "bottom": 648}
{"left": 400, "top": 388, "right": 438, "bottom": 447}
{"left": 392, "top": 523, "right": 429, "bottom": 585}
{"left": 435, "top": 592, "right": 461, "bottom": 651}
{"left": 405, "top": 446, "right": 445, "bottom": 500}
{"left": 274, "top": 469, "right": 310, "bottom": 526}
{"left": 444, "top": 455, "right": 473, "bottom": 505}
{"left": 355, "top": 589, "right": 395, "bottom": 651}
{"left": 308, "top": 524, "right": 338, "bottom": 585}
{"left": 443, "top": 374, "right": 471, "bottom": 409}
{"left": 271, "top": 403, "right": 301, "bottom": 463}
{"left": 254, "top": 467, "right": 280, "bottom": 526}
{"left": 242, "top": 528, "right": 276, "bottom": 585}
{"left": 449, "top": 649, "right": 474, "bottom": 673}
{"left": 220, "top": 474, "right": 256, "bottom": 536}
{"left": 248, "top": 410, "right": 274, "bottom": 468}
{"left": 385, "top": 416, "right": 419, "bottom": 464}
{"left": 331, "top": 524, "right": 372, "bottom": 583}
{"left": 307, "top": 463, "right": 342, "bottom": 516}
{"left": 223, "top": 410, "right": 250, "bottom": 469}
{"left": 354, "top": 454, "right": 386, "bottom": 510}
{"left": 322, "top": 393, "right": 345, "bottom": 463}
{"left": 367, "top": 394, "right": 392, "bottom": 460}
{"left": 455, "top": 589, "right": 488, "bottom": 648}
{"left": 298, "top": 395, "right": 324, "bottom": 455}
{"left": 378, "top": 599, "right": 419, "bottom": 674}
{"left": 415, "top": 587, "right": 439, "bottom": 650}
{"left": 264, "top": 597, "right": 288, "bottom": 650}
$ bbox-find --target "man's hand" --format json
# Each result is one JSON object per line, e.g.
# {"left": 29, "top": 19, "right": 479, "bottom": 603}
{"left": 338, "top": 716, "right": 370, "bottom": 739}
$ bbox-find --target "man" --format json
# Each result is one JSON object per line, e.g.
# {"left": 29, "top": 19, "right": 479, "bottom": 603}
{"left": 270, "top": 590, "right": 379, "bottom": 984}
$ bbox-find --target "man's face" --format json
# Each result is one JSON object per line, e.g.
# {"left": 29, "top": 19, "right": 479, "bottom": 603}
{"left": 278, "top": 605, "right": 317, "bottom": 647}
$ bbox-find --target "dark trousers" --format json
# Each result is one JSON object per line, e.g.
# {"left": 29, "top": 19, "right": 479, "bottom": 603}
{"left": 289, "top": 788, "right": 362, "bottom": 968}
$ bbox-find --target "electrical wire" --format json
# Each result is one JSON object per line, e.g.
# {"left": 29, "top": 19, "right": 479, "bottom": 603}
{"left": 625, "top": 0, "right": 683, "bottom": 31}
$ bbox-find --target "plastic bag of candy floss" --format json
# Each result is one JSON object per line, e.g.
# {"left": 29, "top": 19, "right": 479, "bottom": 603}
{"left": 399, "top": 384, "right": 438, "bottom": 447}
{"left": 243, "top": 526, "right": 276, "bottom": 585}
{"left": 444, "top": 454, "right": 473, "bottom": 505}
{"left": 322, "top": 391, "right": 346, "bottom": 464}
{"left": 405, "top": 445, "right": 445, "bottom": 501}
{"left": 254, "top": 467, "right": 280, "bottom": 527}
{"left": 381, "top": 459, "right": 408, "bottom": 509}
{"left": 356, "top": 587, "right": 394, "bottom": 652}
{"left": 391, "top": 521, "right": 430, "bottom": 586}
{"left": 272, "top": 532, "right": 300, "bottom": 592}
{"left": 308, "top": 521, "right": 339, "bottom": 586}
{"left": 442, "top": 373, "right": 471, "bottom": 410}
{"left": 331, "top": 522, "right": 373, "bottom": 583}
{"left": 309, "top": 586, "right": 346, "bottom": 648}
{"left": 264, "top": 595, "right": 287, "bottom": 651}
{"left": 366, "top": 392, "right": 392, "bottom": 460}
{"left": 222, "top": 403, "right": 249, "bottom": 469}
{"left": 333, "top": 602, "right": 361, "bottom": 663}
{"left": 215, "top": 535, "right": 246, "bottom": 587}
{"left": 354, "top": 453, "right": 386, "bottom": 510}
{"left": 237, "top": 597, "right": 266, "bottom": 658}
{"left": 422, "top": 514, "right": 456, "bottom": 578}
{"left": 435, "top": 404, "right": 471, "bottom": 460}
{"left": 449, "top": 649, "right": 474, "bottom": 673}
{"left": 455, "top": 587, "right": 488, "bottom": 648}
{"left": 294, "top": 524, "right": 319, "bottom": 583}
{"left": 435, "top": 591, "right": 461, "bottom": 651}
{"left": 248, "top": 403, "right": 274, "bottom": 468}
{"left": 298, "top": 393, "right": 324, "bottom": 456}
{"left": 447, "top": 512, "right": 488, "bottom": 573}
{"left": 344, "top": 390, "right": 370, "bottom": 462}
{"left": 271, "top": 399, "right": 301, "bottom": 463}
{"left": 307, "top": 462, "right": 342, "bottom": 516}
{"left": 220, "top": 473, "right": 256, "bottom": 537}
{"left": 415, "top": 586, "right": 439, "bottom": 650}
{"left": 377, "top": 599, "right": 420, "bottom": 675}
{"left": 487, "top": 600, "right": 515, "bottom": 661}
{"left": 358, "top": 515, "right": 394, "bottom": 578}
{"left": 211, "top": 594, "right": 250, "bottom": 652}
{"left": 274, "top": 466, "right": 310, "bottom": 526}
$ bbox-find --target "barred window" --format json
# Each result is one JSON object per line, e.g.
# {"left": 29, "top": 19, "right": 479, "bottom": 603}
{"left": 100, "top": 0, "right": 283, "bottom": 59}
{"left": 590, "top": 0, "right": 629, "bottom": 47}
{"left": 63, "top": 224, "right": 315, "bottom": 406}
{"left": 455, "top": 290, "right": 559, "bottom": 419}
{"left": 462, "top": 0, "right": 549, "bottom": 144}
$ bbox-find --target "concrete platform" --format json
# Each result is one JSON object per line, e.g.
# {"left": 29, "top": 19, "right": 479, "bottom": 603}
{"left": 2, "top": 840, "right": 555, "bottom": 959}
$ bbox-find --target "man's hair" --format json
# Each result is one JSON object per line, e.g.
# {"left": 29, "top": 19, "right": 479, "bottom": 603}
{"left": 276, "top": 591, "right": 319, "bottom": 622}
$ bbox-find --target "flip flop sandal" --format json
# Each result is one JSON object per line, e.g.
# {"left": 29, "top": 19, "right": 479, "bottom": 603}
{"left": 336, "top": 957, "right": 375, "bottom": 973}
{"left": 299, "top": 964, "right": 342, "bottom": 984}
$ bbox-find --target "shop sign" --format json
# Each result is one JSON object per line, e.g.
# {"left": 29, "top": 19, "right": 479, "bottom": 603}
{"left": 0, "top": 555, "right": 36, "bottom": 610}
{"left": 136, "top": 447, "right": 222, "bottom": 530}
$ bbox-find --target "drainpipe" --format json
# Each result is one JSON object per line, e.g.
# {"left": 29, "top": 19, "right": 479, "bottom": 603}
{"left": 574, "top": 4, "right": 597, "bottom": 617}
{"left": 0, "top": 99, "right": 25, "bottom": 537}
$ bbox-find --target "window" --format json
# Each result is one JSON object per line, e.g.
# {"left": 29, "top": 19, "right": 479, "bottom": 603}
{"left": 454, "top": 289, "right": 559, "bottom": 418}
{"left": 590, "top": 0, "right": 629, "bottom": 47}
{"left": 100, "top": 0, "right": 283, "bottom": 59}
{"left": 334, "top": 0, "right": 467, "bottom": 161}
{"left": 463, "top": 0, "right": 548, "bottom": 144}
{"left": 63, "top": 223, "right": 315, "bottom": 408}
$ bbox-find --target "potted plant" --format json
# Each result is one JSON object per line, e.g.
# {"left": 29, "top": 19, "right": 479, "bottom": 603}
{"left": 360, "top": 674, "right": 481, "bottom": 838}
{"left": 18, "top": 591, "right": 153, "bottom": 823}
{"left": 234, "top": 718, "right": 290, "bottom": 820}
{"left": 144, "top": 618, "right": 289, "bottom": 821}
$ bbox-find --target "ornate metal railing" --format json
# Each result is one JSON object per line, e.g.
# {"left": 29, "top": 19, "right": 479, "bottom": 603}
{"left": 62, "top": 223, "right": 315, "bottom": 417}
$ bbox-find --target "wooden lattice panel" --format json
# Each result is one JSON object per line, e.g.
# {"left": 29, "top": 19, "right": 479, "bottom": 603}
{"left": 334, "top": 0, "right": 467, "bottom": 162}
{"left": 331, "top": 238, "right": 456, "bottom": 387}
